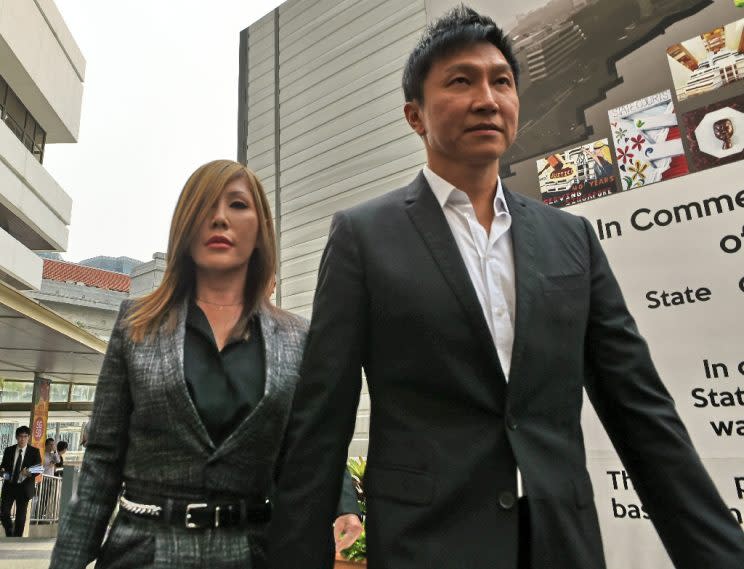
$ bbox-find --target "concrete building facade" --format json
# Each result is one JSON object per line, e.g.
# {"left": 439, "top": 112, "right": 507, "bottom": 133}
{"left": 239, "top": 0, "right": 434, "bottom": 454}
{"left": 0, "top": 0, "right": 84, "bottom": 291}
{"left": 24, "top": 254, "right": 167, "bottom": 340}
{"left": 25, "top": 259, "right": 131, "bottom": 340}
{"left": 0, "top": 0, "right": 103, "bottom": 430}
{"left": 0, "top": 0, "right": 85, "bottom": 289}
{"left": 512, "top": 21, "right": 586, "bottom": 84}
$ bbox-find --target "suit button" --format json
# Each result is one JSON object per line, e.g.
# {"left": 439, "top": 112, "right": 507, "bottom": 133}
{"left": 498, "top": 491, "right": 516, "bottom": 510}
{"left": 506, "top": 414, "right": 518, "bottom": 430}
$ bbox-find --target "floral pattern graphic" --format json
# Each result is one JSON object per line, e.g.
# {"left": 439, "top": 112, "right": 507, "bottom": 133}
{"left": 616, "top": 145, "right": 634, "bottom": 164}
{"left": 608, "top": 89, "right": 689, "bottom": 191}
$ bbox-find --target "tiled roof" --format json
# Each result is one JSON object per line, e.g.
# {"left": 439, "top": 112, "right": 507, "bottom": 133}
{"left": 42, "top": 259, "right": 131, "bottom": 293}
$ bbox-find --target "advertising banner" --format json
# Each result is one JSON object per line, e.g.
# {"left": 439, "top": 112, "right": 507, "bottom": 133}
{"left": 571, "top": 161, "right": 744, "bottom": 567}
{"left": 29, "top": 375, "right": 50, "bottom": 454}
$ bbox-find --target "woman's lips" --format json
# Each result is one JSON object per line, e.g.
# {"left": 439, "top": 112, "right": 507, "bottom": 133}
{"left": 205, "top": 236, "right": 233, "bottom": 249}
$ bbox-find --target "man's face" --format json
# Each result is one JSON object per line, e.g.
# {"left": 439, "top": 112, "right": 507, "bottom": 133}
{"left": 16, "top": 433, "right": 29, "bottom": 448}
{"left": 45, "top": 440, "right": 54, "bottom": 452}
{"left": 405, "top": 42, "right": 519, "bottom": 171}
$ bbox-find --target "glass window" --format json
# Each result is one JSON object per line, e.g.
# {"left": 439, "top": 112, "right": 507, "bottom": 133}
{"left": 0, "top": 380, "right": 34, "bottom": 403}
{"left": 4, "top": 89, "right": 26, "bottom": 131}
{"left": 24, "top": 114, "right": 35, "bottom": 137}
{"left": 0, "top": 423, "right": 17, "bottom": 451}
{"left": 50, "top": 383, "right": 70, "bottom": 402}
{"left": 0, "top": 74, "right": 45, "bottom": 164}
{"left": 0, "top": 76, "right": 6, "bottom": 112}
{"left": 71, "top": 385, "right": 96, "bottom": 402}
{"left": 34, "top": 124, "right": 45, "bottom": 147}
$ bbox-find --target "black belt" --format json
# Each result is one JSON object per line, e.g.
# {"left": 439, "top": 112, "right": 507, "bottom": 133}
{"left": 120, "top": 492, "right": 272, "bottom": 530}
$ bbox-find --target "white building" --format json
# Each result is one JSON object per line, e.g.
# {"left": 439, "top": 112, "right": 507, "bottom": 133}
{"left": 678, "top": 49, "right": 744, "bottom": 100}
{"left": 0, "top": 0, "right": 84, "bottom": 290}
{"left": 512, "top": 21, "right": 586, "bottom": 84}
{"left": 0, "top": 3, "right": 106, "bottom": 445}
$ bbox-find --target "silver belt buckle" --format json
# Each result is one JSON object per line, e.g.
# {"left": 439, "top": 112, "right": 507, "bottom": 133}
{"left": 185, "top": 503, "right": 208, "bottom": 529}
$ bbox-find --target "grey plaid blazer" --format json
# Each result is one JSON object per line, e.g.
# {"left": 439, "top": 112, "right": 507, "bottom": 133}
{"left": 49, "top": 299, "right": 308, "bottom": 569}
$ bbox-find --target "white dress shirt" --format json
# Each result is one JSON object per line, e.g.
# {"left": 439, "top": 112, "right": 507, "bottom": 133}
{"left": 44, "top": 450, "right": 59, "bottom": 476}
{"left": 12, "top": 447, "right": 25, "bottom": 482}
{"left": 423, "top": 166, "right": 523, "bottom": 496}
{"left": 423, "top": 166, "right": 516, "bottom": 378}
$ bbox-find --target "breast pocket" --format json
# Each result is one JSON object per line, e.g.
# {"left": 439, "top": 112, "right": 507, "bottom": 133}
{"left": 365, "top": 464, "right": 434, "bottom": 506}
{"left": 541, "top": 273, "right": 588, "bottom": 294}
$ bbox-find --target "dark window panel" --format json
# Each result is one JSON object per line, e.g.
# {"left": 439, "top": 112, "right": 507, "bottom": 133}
{"left": 0, "top": 74, "right": 46, "bottom": 163}
{"left": 34, "top": 124, "right": 45, "bottom": 147}
{"left": 24, "top": 114, "right": 35, "bottom": 136}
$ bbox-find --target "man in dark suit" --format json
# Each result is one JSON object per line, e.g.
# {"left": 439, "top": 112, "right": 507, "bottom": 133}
{"left": 1, "top": 426, "right": 41, "bottom": 537}
{"left": 269, "top": 7, "right": 744, "bottom": 569}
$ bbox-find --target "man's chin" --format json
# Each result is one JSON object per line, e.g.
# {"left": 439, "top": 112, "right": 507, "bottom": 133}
{"left": 464, "top": 151, "right": 505, "bottom": 167}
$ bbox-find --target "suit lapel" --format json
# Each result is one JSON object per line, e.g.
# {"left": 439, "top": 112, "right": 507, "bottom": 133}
{"left": 157, "top": 300, "right": 215, "bottom": 451}
{"left": 211, "top": 307, "right": 279, "bottom": 459}
{"left": 405, "top": 172, "right": 504, "bottom": 377}
{"left": 23, "top": 447, "right": 34, "bottom": 468}
{"left": 503, "top": 189, "right": 539, "bottom": 385}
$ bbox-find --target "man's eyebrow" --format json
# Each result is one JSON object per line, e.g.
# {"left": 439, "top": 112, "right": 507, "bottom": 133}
{"left": 443, "top": 62, "right": 513, "bottom": 74}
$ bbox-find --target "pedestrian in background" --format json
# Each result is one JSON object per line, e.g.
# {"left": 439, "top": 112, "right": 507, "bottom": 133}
{"left": 0, "top": 426, "right": 41, "bottom": 537}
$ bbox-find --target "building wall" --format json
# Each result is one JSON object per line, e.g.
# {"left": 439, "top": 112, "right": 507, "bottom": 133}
{"left": 26, "top": 253, "right": 165, "bottom": 340}
{"left": 241, "top": 0, "right": 428, "bottom": 456}
{"left": 0, "top": 0, "right": 84, "bottom": 290}
{"left": 27, "top": 280, "right": 126, "bottom": 340}
{"left": 0, "top": 0, "right": 85, "bottom": 142}
{"left": 129, "top": 253, "right": 166, "bottom": 298}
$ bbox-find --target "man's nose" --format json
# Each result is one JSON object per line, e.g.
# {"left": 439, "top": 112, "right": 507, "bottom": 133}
{"left": 473, "top": 80, "right": 499, "bottom": 112}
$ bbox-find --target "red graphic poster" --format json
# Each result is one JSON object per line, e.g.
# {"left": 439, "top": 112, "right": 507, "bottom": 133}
{"left": 29, "top": 377, "right": 50, "bottom": 454}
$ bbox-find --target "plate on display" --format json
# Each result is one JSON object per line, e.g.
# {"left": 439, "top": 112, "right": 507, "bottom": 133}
{"left": 694, "top": 106, "right": 744, "bottom": 158}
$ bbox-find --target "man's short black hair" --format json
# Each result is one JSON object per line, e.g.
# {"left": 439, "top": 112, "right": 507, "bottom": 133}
{"left": 56, "top": 440, "right": 68, "bottom": 452}
{"left": 402, "top": 5, "right": 520, "bottom": 103}
{"left": 45, "top": 437, "right": 55, "bottom": 444}
{"left": 15, "top": 426, "right": 30, "bottom": 437}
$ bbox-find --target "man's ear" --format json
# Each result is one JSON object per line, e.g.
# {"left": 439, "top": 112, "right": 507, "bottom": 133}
{"left": 404, "top": 101, "right": 426, "bottom": 136}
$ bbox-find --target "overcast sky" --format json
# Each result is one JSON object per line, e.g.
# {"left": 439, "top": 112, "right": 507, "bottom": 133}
{"left": 45, "top": 1, "right": 283, "bottom": 263}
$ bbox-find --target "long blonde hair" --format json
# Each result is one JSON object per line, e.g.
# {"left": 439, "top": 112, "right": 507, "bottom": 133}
{"left": 126, "top": 160, "right": 276, "bottom": 342}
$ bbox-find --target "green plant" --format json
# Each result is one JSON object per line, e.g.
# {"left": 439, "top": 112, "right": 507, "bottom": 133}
{"left": 341, "top": 456, "right": 367, "bottom": 561}
{"left": 342, "top": 527, "right": 366, "bottom": 561}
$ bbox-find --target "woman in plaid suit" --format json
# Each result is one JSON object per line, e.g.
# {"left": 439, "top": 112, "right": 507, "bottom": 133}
{"left": 50, "top": 160, "right": 360, "bottom": 568}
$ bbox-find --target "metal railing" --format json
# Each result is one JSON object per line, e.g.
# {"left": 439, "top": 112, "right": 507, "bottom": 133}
{"left": 31, "top": 474, "right": 62, "bottom": 523}
{"left": 0, "top": 474, "right": 62, "bottom": 524}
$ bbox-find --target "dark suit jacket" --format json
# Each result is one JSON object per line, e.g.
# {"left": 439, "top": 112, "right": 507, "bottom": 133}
{"left": 270, "top": 173, "right": 744, "bottom": 569}
{"left": 1, "top": 444, "right": 41, "bottom": 499}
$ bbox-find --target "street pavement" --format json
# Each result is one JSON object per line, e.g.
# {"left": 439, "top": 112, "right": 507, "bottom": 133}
{"left": 0, "top": 538, "right": 54, "bottom": 569}
{"left": 0, "top": 539, "right": 95, "bottom": 569}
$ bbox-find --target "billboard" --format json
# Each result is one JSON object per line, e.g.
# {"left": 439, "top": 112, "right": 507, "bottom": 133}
{"left": 496, "top": 0, "right": 744, "bottom": 565}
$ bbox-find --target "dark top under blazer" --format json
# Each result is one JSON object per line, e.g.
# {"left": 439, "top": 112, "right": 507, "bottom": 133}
{"left": 184, "top": 302, "right": 265, "bottom": 444}
{"left": 50, "top": 299, "right": 308, "bottom": 569}
{"left": 1, "top": 444, "right": 41, "bottom": 499}
{"left": 270, "top": 173, "right": 744, "bottom": 569}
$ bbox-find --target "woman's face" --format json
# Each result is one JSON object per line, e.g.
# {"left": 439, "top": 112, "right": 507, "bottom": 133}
{"left": 189, "top": 177, "right": 259, "bottom": 276}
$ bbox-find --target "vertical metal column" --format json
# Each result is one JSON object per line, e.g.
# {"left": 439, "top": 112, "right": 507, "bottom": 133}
{"left": 273, "top": 7, "right": 283, "bottom": 306}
